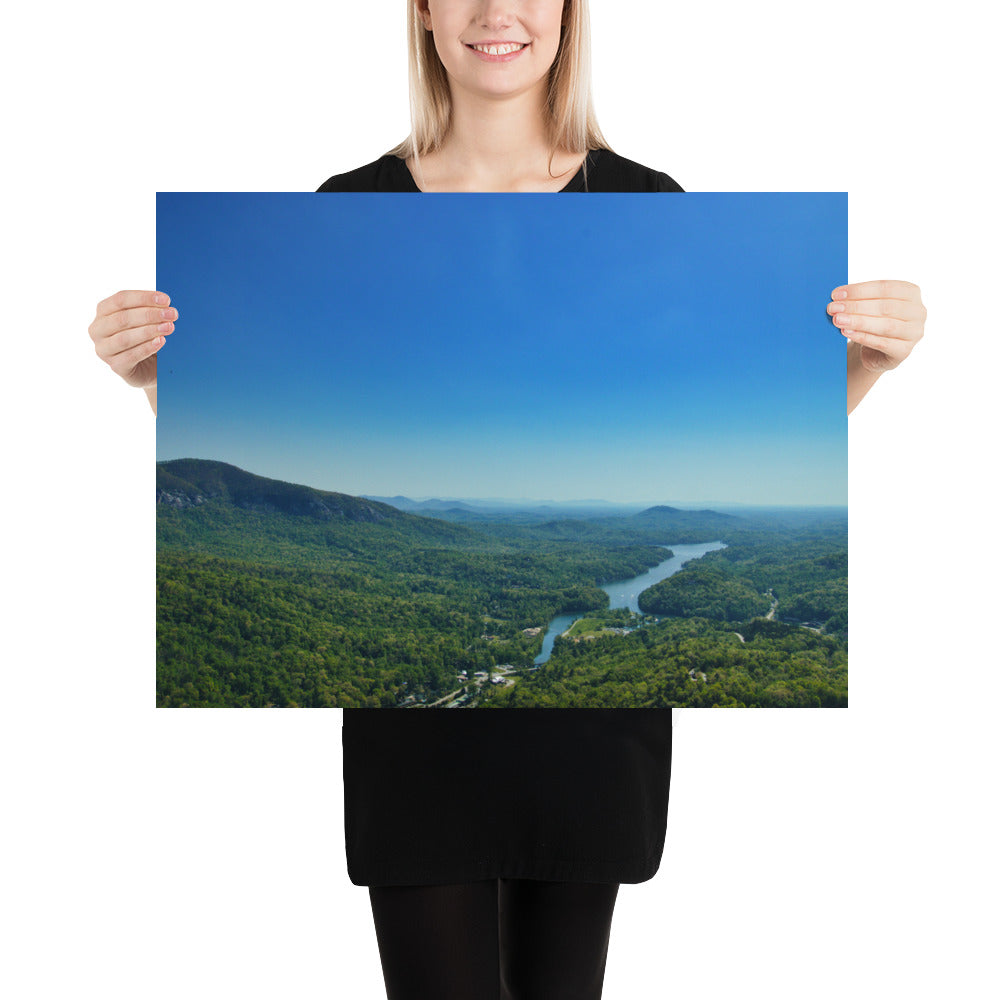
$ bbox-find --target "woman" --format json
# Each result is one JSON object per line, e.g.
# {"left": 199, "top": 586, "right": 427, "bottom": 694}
{"left": 89, "top": 2, "right": 924, "bottom": 997}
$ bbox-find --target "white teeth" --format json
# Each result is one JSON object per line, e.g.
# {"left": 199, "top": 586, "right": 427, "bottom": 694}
{"left": 472, "top": 43, "right": 526, "bottom": 56}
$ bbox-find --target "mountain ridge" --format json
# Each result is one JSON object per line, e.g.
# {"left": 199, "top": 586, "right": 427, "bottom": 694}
{"left": 157, "top": 458, "right": 401, "bottom": 524}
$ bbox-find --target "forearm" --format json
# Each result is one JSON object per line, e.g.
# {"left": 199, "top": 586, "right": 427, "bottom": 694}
{"left": 846, "top": 341, "right": 882, "bottom": 415}
{"left": 145, "top": 385, "right": 157, "bottom": 416}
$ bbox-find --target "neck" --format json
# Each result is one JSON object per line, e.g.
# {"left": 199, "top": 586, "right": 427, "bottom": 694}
{"left": 414, "top": 81, "right": 578, "bottom": 192}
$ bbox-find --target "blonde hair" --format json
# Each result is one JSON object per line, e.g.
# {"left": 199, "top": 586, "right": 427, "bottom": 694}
{"left": 388, "top": 0, "right": 611, "bottom": 164}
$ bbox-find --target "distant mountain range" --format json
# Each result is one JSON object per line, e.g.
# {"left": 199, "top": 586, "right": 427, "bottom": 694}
{"left": 364, "top": 495, "right": 646, "bottom": 515}
{"left": 364, "top": 496, "right": 482, "bottom": 515}
{"left": 631, "top": 504, "right": 740, "bottom": 529}
{"left": 157, "top": 460, "right": 743, "bottom": 535}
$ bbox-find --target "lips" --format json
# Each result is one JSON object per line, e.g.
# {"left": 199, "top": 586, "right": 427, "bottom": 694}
{"left": 469, "top": 42, "right": 527, "bottom": 55}
{"left": 466, "top": 41, "right": 530, "bottom": 61}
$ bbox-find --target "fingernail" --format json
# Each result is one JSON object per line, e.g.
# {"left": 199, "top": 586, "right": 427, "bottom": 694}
{"left": 832, "top": 288, "right": 847, "bottom": 300}
{"left": 835, "top": 314, "right": 853, "bottom": 327}
{"left": 154, "top": 292, "right": 166, "bottom": 305}
{"left": 158, "top": 321, "right": 173, "bottom": 332}
{"left": 828, "top": 302, "right": 845, "bottom": 314}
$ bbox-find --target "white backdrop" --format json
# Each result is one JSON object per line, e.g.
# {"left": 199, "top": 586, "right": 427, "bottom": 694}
{"left": 2, "top": 2, "right": 997, "bottom": 998}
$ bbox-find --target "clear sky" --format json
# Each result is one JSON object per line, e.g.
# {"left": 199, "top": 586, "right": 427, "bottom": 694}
{"left": 156, "top": 192, "right": 846, "bottom": 505}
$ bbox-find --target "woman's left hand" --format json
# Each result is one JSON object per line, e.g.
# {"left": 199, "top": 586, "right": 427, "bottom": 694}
{"left": 828, "top": 279, "right": 926, "bottom": 372}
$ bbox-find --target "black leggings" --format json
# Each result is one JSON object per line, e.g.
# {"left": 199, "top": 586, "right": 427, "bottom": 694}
{"left": 368, "top": 879, "right": 620, "bottom": 1000}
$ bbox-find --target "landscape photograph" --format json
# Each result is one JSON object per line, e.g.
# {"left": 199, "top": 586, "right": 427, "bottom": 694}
{"left": 156, "top": 193, "right": 847, "bottom": 708}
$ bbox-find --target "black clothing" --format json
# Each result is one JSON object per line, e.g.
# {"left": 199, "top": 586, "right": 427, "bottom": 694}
{"left": 341, "top": 707, "right": 673, "bottom": 886}
{"left": 319, "top": 149, "right": 682, "bottom": 887}
{"left": 318, "top": 148, "right": 683, "bottom": 194}
{"left": 369, "top": 879, "right": 620, "bottom": 1000}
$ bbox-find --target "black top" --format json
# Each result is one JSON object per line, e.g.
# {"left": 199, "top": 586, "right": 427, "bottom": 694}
{"left": 320, "top": 149, "right": 682, "bottom": 887}
{"left": 318, "top": 147, "right": 683, "bottom": 194}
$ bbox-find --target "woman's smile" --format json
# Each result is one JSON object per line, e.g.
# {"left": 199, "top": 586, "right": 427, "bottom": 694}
{"left": 466, "top": 40, "right": 530, "bottom": 61}
{"left": 420, "top": 0, "right": 566, "bottom": 99}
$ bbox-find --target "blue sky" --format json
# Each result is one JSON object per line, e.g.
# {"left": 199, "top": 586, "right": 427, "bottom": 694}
{"left": 156, "top": 193, "right": 846, "bottom": 505}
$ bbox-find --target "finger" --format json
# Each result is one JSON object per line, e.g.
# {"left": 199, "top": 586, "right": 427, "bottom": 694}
{"left": 832, "top": 312, "right": 919, "bottom": 342}
{"left": 838, "top": 326, "right": 908, "bottom": 359}
{"left": 89, "top": 305, "right": 178, "bottom": 343}
{"left": 107, "top": 335, "right": 166, "bottom": 379}
{"left": 96, "top": 320, "right": 175, "bottom": 362}
{"left": 830, "top": 279, "right": 921, "bottom": 303}
{"left": 828, "top": 297, "right": 926, "bottom": 322}
{"left": 95, "top": 289, "right": 170, "bottom": 319}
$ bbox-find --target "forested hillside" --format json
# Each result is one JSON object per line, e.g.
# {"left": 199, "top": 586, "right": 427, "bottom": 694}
{"left": 157, "top": 461, "right": 669, "bottom": 706}
{"left": 639, "top": 528, "right": 848, "bottom": 636}
{"left": 484, "top": 617, "right": 847, "bottom": 708}
{"left": 156, "top": 460, "right": 847, "bottom": 708}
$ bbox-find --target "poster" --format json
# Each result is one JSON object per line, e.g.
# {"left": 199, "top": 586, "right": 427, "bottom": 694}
{"left": 14, "top": 3, "right": 994, "bottom": 997}
{"left": 157, "top": 193, "right": 847, "bottom": 708}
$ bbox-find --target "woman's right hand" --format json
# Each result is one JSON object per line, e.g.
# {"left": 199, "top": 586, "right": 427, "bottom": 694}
{"left": 89, "top": 290, "right": 176, "bottom": 389}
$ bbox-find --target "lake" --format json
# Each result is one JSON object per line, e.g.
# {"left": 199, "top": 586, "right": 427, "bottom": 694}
{"left": 533, "top": 540, "right": 727, "bottom": 665}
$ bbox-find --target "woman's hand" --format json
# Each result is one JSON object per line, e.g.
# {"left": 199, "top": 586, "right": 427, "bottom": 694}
{"left": 89, "top": 290, "right": 176, "bottom": 390}
{"left": 829, "top": 280, "right": 926, "bottom": 414}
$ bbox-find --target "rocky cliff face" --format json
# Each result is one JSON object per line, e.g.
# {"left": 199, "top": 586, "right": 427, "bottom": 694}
{"left": 156, "top": 489, "right": 209, "bottom": 509}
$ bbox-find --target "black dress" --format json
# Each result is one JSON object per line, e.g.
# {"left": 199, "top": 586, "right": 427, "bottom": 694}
{"left": 319, "top": 149, "right": 683, "bottom": 887}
